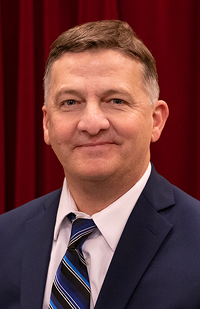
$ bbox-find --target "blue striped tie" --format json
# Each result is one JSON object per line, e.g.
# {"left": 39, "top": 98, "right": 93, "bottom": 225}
{"left": 49, "top": 213, "right": 96, "bottom": 309}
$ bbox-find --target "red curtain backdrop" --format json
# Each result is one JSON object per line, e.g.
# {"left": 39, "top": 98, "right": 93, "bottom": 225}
{"left": 0, "top": 0, "right": 200, "bottom": 213}
{"left": 0, "top": 1, "right": 5, "bottom": 211}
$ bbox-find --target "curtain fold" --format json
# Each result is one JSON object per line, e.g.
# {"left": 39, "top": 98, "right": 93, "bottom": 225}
{"left": 0, "top": 0, "right": 200, "bottom": 213}
{"left": 15, "top": 0, "right": 36, "bottom": 207}
{"left": 0, "top": 1, "right": 5, "bottom": 213}
{"left": 78, "top": 0, "right": 119, "bottom": 23}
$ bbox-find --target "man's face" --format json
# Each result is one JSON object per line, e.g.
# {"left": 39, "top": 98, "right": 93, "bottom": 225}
{"left": 43, "top": 50, "right": 167, "bottom": 186}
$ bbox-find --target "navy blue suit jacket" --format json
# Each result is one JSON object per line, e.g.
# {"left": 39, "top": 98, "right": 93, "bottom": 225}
{"left": 1, "top": 166, "right": 200, "bottom": 308}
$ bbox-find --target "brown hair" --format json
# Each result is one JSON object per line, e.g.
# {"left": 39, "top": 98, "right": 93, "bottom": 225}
{"left": 44, "top": 20, "right": 159, "bottom": 104}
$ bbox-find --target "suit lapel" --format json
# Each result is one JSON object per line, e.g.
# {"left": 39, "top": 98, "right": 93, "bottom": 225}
{"left": 19, "top": 167, "right": 175, "bottom": 309}
{"left": 95, "top": 167, "right": 174, "bottom": 309}
{"left": 20, "top": 190, "right": 61, "bottom": 309}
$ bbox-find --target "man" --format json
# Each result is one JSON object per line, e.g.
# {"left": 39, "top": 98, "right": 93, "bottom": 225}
{"left": 1, "top": 20, "right": 200, "bottom": 309}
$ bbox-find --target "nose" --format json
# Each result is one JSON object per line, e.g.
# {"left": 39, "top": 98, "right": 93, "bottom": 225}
{"left": 77, "top": 102, "right": 110, "bottom": 135}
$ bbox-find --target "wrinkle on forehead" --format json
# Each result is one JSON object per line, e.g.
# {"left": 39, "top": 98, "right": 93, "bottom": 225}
{"left": 48, "top": 50, "right": 147, "bottom": 105}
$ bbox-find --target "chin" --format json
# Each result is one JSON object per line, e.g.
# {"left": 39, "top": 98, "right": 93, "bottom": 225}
{"left": 81, "top": 171, "right": 111, "bottom": 181}
{"left": 75, "top": 166, "right": 115, "bottom": 182}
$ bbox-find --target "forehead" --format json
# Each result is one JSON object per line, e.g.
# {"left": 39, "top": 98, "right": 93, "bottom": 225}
{"left": 52, "top": 49, "right": 142, "bottom": 76}
{"left": 49, "top": 50, "right": 144, "bottom": 98}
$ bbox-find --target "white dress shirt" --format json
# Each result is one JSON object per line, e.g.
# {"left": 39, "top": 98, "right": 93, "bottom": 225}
{"left": 43, "top": 163, "right": 151, "bottom": 309}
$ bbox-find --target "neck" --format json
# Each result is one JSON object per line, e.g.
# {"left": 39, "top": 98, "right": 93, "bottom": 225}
{"left": 65, "top": 172, "right": 144, "bottom": 216}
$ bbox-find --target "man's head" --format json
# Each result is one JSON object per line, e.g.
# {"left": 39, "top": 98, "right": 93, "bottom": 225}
{"left": 44, "top": 20, "right": 159, "bottom": 105}
{"left": 42, "top": 21, "right": 168, "bottom": 200}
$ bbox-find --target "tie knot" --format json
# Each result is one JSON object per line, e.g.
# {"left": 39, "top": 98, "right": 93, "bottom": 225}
{"left": 67, "top": 213, "right": 96, "bottom": 249}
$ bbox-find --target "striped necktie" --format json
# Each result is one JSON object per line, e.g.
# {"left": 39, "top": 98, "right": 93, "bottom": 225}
{"left": 49, "top": 213, "right": 96, "bottom": 309}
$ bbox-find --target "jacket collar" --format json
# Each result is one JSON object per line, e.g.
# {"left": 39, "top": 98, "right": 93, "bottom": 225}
{"left": 20, "top": 189, "right": 61, "bottom": 309}
{"left": 95, "top": 167, "right": 174, "bottom": 309}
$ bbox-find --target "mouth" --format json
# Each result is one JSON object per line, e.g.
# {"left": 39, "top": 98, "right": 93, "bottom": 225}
{"left": 74, "top": 141, "right": 117, "bottom": 152}
{"left": 78, "top": 141, "right": 114, "bottom": 147}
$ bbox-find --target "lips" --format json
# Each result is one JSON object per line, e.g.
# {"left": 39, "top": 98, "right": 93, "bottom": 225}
{"left": 78, "top": 141, "right": 114, "bottom": 147}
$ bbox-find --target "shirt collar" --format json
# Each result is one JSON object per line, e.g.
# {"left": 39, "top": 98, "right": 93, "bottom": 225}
{"left": 54, "top": 163, "right": 151, "bottom": 250}
{"left": 92, "top": 163, "right": 151, "bottom": 251}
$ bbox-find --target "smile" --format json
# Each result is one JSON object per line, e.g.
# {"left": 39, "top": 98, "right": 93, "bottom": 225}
{"left": 78, "top": 142, "right": 114, "bottom": 147}
{"left": 74, "top": 142, "right": 116, "bottom": 153}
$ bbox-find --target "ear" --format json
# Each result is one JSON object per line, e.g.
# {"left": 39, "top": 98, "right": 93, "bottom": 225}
{"left": 42, "top": 105, "right": 51, "bottom": 145}
{"left": 151, "top": 100, "right": 169, "bottom": 143}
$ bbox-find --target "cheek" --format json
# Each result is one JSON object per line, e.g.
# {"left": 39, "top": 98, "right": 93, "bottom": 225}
{"left": 119, "top": 117, "right": 153, "bottom": 148}
{"left": 116, "top": 117, "right": 140, "bottom": 140}
{"left": 49, "top": 124, "right": 73, "bottom": 163}
{"left": 48, "top": 120, "right": 73, "bottom": 146}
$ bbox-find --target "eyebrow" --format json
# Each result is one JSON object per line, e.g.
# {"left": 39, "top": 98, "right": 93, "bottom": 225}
{"left": 55, "top": 88, "right": 84, "bottom": 100}
{"left": 54, "top": 87, "right": 134, "bottom": 102}
{"left": 100, "top": 89, "right": 132, "bottom": 99}
{"left": 100, "top": 89, "right": 135, "bottom": 104}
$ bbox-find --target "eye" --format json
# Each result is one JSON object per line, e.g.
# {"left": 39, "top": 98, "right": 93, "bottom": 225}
{"left": 112, "top": 98, "right": 124, "bottom": 104}
{"left": 64, "top": 99, "right": 76, "bottom": 106}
